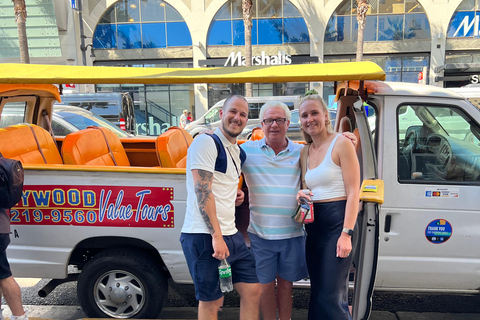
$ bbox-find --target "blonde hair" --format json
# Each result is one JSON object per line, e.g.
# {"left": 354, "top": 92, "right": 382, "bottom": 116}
{"left": 298, "top": 94, "right": 333, "bottom": 143}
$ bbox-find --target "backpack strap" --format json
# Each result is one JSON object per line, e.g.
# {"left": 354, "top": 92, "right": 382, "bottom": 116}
{"left": 206, "top": 133, "right": 246, "bottom": 174}
{"left": 239, "top": 146, "right": 246, "bottom": 166}
{"left": 300, "top": 144, "right": 310, "bottom": 190}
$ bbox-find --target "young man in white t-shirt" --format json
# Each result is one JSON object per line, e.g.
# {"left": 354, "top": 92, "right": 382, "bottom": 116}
{"left": 180, "top": 95, "right": 260, "bottom": 320}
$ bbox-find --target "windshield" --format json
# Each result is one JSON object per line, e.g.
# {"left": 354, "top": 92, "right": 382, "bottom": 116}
{"left": 54, "top": 111, "right": 129, "bottom": 137}
{"left": 57, "top": 101, "right": 119, "bottom": 116}
{"left": 205, "top": 107, "right": 221, "bottom": 124}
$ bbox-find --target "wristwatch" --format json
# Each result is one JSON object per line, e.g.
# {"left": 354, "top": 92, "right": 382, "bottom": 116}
{"left": 342, "top": 228, "right": 354, "bottom": 236}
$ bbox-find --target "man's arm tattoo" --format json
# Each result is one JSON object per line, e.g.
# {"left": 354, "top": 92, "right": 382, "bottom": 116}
{"left": 195, "top": 170, "right": 215, "bottom": 234}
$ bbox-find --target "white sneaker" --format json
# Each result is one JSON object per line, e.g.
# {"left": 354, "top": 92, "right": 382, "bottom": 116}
{"left": 10, "top": 311, "right": 28, "bottom": 320}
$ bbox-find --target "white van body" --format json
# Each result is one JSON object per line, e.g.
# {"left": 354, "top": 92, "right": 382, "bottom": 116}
{"left": 360, "top": 82, "right": 480, "bottom": 293}
{"left": 447, "top": 86, "right": 480, "bottom": 110}
{"left": 185, "top": 95, "right": 300, "bottom": 137}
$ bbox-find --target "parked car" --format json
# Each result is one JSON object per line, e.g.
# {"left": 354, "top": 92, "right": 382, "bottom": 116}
{"left": 0, "top": 104, "right": 131, "bottom": 137}
{"left": 185, "top": 95, "right": 301, "bottom": 138}
{"left": 57, "top": 92, "right": 136, "bottom": 135}
{"left": 238, "top": 109, "right": 337, "bottom": 140}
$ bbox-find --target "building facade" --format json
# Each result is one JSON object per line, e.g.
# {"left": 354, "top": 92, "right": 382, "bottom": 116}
{"left": 1, "top": 0, "right": 479, "bottom": 135}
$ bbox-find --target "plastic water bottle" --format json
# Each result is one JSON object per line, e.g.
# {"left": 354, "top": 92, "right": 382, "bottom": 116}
{"left": 218, "top": 259, "right": 233, "bottom": 293}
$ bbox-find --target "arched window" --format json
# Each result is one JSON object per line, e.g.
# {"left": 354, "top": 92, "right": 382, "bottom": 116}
{"left": 326, "top": 0, "right": 430, "bottom": 42}
{"left": 207, "top": 0, "right": 309, "bottom": 46}
{"left": 93, "top": 0, "right": 192, "bottom": 49}
{"left": 448, "top": 0, "right": 480, "bottom": 38}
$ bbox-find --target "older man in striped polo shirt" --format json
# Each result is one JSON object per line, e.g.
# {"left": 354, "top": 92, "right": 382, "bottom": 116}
{"left": 241, "top": 101, "right": 307, "bottom": 320}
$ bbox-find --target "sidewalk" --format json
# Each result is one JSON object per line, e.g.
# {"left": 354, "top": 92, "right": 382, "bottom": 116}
{"left": 2, "top": 306, "right": 480, "bottom": 320}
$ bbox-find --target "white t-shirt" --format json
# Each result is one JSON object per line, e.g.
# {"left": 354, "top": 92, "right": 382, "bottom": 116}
{"left": 181, "top": 128, "right": 241, "bottom": 236}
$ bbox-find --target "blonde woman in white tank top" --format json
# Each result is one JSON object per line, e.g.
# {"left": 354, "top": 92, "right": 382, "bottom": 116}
{"left": 297, "top": 94, "right": 360, "bottom": 320}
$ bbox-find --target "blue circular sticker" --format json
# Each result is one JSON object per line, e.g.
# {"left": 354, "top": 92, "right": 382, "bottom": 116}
{"left": 425, "top": 219, "right": 452, "bottom": 244}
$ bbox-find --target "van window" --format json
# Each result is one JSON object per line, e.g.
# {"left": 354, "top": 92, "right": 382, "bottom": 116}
{"left": 0, "top": 102, "right": 26, "bottom": 127}
{"left": 397, "top": 104, "right": 480, "bottom": 184}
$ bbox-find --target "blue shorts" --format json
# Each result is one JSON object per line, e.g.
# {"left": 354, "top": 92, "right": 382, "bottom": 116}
{"left": 248, "top": 233, "right": 308, "bottom": 284}
{"left": 180, "top": 231, "right": 258, "bottom": 301}
{"left": 0, "top": 234, "right": 12, "bottom": 280}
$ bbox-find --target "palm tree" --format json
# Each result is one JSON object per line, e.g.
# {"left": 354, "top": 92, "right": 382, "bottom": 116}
{"left": 356, "top": 0, "right": 368, "bottom": 62}
{"left": 242, "top": 0, "right": 253, "bottom": 97}
{"left": 12, "top": 0, "right": 30, "bottom": 63}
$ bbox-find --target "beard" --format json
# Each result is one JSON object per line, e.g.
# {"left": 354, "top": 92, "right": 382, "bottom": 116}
{"left": 222, "top": 120, "right": 243, "bottom": 138}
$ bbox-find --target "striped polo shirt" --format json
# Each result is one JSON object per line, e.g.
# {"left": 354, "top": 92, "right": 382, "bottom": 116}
{"left": 241, "top": 138, "right": 304, "bottom": 240}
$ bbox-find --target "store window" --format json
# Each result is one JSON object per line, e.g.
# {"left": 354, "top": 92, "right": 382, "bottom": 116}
{"left": 207, "top": 0, "right": 309, "bottom": 46}
{"left": 448, "top": 0, "right": 480, "bottom": 38}
{"left": 93, "top": 0, "right": 192, "bottom": 49}
{"left": 95, "top": 62, "right": 194, "bottom": 136}
{"left": 326, "top": 0, "right": 430, "bottom": 42}
{"left": 207, "top": 82, "right": 308, "bottom": 108}
{"left": 326, "top": 55, "right": 428, "bottom": 82}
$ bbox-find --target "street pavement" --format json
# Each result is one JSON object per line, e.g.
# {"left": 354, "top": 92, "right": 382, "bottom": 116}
{"left": 3, "top": 279, "right": 479, "bottom": 319}
{"left": 2, "top": 305, "right": 480, "bottom": 320}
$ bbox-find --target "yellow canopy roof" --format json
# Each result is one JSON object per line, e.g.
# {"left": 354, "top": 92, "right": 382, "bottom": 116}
{"left": 0, "top": 61, "right": 385, "bottom": 84}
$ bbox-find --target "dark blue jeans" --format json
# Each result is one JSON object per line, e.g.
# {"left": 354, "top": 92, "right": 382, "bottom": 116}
{"left": 305, "top": 200, "right": 352, "bottom": 320}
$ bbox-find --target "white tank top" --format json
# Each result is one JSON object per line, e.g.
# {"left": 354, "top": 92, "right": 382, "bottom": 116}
{"left": 305, "top": 135, "right": 347, "bottom": 201}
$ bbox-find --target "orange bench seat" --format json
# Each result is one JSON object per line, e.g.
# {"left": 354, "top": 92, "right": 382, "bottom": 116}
{"left": 0, "top": 124, "right": 62, "bottom": 164}
{"left": 61, "top": 127, "right": 130, "bottom": 166}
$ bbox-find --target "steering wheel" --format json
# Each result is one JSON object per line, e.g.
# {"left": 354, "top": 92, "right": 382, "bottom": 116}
{"left": 426, "top": 134, "right": 453, "bottom": 178}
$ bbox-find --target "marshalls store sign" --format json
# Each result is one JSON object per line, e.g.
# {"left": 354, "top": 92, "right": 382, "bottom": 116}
{"left": 224, "top": 51, "right": 292, "bottom": 67}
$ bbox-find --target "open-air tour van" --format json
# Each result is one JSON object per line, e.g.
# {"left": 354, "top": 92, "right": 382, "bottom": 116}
{"left": 0, "top": 62, "right": 479, "bottom": 319}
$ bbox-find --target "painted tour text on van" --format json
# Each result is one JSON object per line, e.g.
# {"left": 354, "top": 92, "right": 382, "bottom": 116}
{"left": 10, "top": 185, "right": 174, "bottom": 228}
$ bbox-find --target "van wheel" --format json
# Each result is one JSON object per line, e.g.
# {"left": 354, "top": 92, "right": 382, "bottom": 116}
{"left": 77, "top": 248, "right": 167, "bottom": 319}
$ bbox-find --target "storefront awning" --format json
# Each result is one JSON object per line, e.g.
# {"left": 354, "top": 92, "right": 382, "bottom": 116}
{"left": 435, "top": 63, "right": 480, "bottom": 74}
{"left": 434, "top": 63, "right": 480, "bottom": 82}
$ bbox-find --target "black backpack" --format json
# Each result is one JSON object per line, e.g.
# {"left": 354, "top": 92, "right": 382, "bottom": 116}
{"left": 0, "top": 152, "right": 24, "bottom": 209}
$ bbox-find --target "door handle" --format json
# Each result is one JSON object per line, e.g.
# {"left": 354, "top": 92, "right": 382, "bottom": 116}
{"left": 384, "top": 214, "right": 391, "bottom": 233}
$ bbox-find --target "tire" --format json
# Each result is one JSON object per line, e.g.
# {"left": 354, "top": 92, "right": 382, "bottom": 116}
{"left": 77, "top": 248, "right": 168, "bottom": 319}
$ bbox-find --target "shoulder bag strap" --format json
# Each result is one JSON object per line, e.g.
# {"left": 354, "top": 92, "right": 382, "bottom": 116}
{"left": 27, "top": 124, "right": 47, "bottom": 164}
{"left": 300, "top": 144, "right": 310, "bottom": 190}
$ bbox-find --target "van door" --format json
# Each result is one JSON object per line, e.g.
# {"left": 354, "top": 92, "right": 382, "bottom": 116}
{"left": 350, "top": 97, "right": 380, "bottom": 320}
{"left": 377, "top": 97, "right": 480, "bottom": 292}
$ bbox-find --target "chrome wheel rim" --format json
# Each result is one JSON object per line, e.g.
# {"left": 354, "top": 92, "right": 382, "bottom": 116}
{"left": 93, "top": 269, "right": 146, "bottom": 318}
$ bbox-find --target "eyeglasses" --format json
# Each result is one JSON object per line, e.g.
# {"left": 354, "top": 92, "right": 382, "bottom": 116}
{"left": 263, "top": 118, "right": 287, "bottom": 125}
